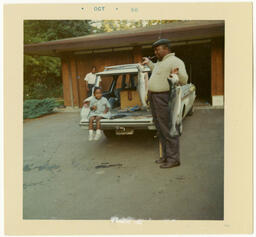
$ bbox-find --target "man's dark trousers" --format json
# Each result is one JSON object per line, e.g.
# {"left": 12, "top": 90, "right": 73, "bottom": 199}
{"left": 149, "top": 91, "right": 180, "bottom": 163}
{"left": 88, "top": 84, "right": 94, "bottom": 97}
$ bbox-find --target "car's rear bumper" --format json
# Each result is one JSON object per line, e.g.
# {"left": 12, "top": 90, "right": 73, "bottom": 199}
{"left": 79, "top": 120, "right": 156, "bottom": 130}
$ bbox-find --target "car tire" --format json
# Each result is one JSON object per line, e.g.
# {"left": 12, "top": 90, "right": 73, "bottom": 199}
{"left": 188, "top": 106, "right": 194, "bottom": 116}
{"left": 103, "top": 130, "right": 116, "bottom": 138}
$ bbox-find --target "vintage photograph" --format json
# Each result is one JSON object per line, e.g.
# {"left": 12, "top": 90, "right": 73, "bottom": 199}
{"left": 23, "top": 20, "right": 224, "bottom": 220}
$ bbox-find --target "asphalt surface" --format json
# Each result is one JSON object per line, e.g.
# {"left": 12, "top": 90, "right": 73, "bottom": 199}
{"left": 23, "top": 109, "right": 224, "bottom": 220}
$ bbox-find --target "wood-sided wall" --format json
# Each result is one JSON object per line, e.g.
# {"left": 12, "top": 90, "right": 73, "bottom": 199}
{"left": 211, "top": 37, "right": 224, "bottom": 97}
{"left": 61, "top": 46, "right": 142, "bottom": 107}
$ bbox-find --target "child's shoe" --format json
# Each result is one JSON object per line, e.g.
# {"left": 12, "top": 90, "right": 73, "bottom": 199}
{"left": 88, "top": 130, "right": 94, "bottom": 141}
{"left": 94, "top": 129, "right": 102, "bottom": 140}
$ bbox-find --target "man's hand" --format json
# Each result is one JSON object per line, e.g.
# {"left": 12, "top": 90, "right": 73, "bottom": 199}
{"left": 169, "top": 68, "right": 179, "bottom": 84}
{"left": 172, "top": 67, "right": 179, "bottom": 74}
{"left": 141, "top": 57, "right": 150, "bottom": 65}
{"left": 169, "top": 67, "right": 179, "bottom": 77}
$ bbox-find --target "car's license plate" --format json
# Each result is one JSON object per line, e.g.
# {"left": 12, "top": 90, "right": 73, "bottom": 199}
{"left": 115, "top": 128, "right": 134, "bottom": 135}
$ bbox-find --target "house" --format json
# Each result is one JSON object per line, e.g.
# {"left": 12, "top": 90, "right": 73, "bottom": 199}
{"left": 24, "top": 20, "right": 224, "bottom": 108}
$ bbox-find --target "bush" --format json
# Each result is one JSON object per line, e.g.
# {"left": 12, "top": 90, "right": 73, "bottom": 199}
{"left": 55, "top": 99, "right": 64, "bottom": 107}
{"left": 24, "top": 83, "right": 63, "bottom": 100}
{"left": 23, "top": 98, "right": 58, "bottom": 119}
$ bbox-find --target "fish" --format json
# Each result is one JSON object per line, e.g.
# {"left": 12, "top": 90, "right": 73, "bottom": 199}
{"left": 137, "top": 64, "right": 149, "bottom": 110}
{"left": 167, "top": 78, "right": 182, "bottom": 137}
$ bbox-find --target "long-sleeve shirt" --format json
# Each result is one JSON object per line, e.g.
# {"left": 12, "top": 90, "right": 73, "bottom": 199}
{"left": 147, "top": 52, "right": 188, "bottom": 92}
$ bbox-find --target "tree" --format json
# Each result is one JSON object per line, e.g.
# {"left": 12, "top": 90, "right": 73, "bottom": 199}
{"left": 24, "top": 20, "right": 95, "bottom": 99}
{"left": 94, "top": 20, "right": 179, "bottom": 32}
{"left": 24, "top": 20, "right": 95, "bottom": 44}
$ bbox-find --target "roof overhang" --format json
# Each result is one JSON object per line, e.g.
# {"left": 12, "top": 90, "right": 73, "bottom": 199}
{"left": 24, "top": 20, "right": 224, "bottom": 57}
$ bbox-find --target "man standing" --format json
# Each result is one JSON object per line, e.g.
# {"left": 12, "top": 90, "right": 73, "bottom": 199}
{"left": 142, "top": 39, "right": 188, "bottom": 169}
{"left": 84, "top": 66, "right": 102, "bottom": 97}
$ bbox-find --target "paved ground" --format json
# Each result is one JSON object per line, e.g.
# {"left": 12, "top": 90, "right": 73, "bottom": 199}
{"left": 23, "top": 109, "right": 224, "bottom": 220}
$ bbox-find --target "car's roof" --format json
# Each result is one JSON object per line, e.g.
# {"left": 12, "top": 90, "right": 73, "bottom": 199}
{"left": 96, "top": 64, "right": 151, "bottom": 77}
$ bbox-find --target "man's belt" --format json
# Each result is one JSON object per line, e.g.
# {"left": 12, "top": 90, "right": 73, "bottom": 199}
{"left": 149, "top": 90, "right": 169, "bottom": 94}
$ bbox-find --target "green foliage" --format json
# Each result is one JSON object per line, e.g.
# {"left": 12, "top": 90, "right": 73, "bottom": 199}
{"left": 24, "top": 55, "right": 62, "bottom": 99}
{"left": 24, "top": 20, "right": 95, "bottom": 100}
{"left": 96, "top": 20, "right": 179, "bottom": 32}
{"left": 23, "top": 98, "right": 58, "bottom": 119}
{"left": 55, "top": 99, "right": 64, "bottom": 107}
{"left": 24, "top": 83, "right": 63, "bottom": 100}
{"left": 24, "top": 20, "right": 95, "bottom": 44}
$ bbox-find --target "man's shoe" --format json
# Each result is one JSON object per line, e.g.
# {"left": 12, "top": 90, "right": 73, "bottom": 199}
{"left": 155, "top": 157, "right": 167, "bottom": 164}
{"left": 160, "top": 160, "right": 180, "bottom": 168}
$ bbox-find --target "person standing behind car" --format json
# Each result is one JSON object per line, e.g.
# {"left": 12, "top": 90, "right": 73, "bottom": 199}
{"left": 141, "top": 39, "right": 188, "bottom": 169}
{"left": 84, "top": 66, "right": 102, "bottom": 97}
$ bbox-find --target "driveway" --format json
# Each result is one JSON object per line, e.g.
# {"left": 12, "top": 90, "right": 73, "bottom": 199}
{"left": 23, "top": 108, "right": 224, "bottom": 220}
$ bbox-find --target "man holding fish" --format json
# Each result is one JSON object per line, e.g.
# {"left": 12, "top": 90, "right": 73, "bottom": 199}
{"left": 141, "top": 39, "right": 188, "bottom": 169}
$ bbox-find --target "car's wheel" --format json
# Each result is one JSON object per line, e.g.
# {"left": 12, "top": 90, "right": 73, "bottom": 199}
{"left": 188, "top": 106, "right": 194, "bottom": 116}
{"left": 103, "top": 130, "right": 116, "bottom": 138}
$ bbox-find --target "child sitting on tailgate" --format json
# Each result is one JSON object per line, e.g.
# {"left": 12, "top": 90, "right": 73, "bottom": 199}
{"left": 88, "top": 87, "right": 111, "bottom": 141}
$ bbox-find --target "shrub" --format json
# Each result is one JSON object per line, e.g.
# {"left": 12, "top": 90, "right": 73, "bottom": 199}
{"left": 55, "top": 99, "right": 64, "bottom": 107}
{"left": 24, "top": 83, "right": 63, "bottom": 100}
{"left": 23, "top": 98, "right": 58, "bottom": 119}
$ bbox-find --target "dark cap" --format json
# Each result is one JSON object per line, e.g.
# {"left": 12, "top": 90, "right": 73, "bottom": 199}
{"left": 152, "top": 39, "right": 171, "bottom": 48}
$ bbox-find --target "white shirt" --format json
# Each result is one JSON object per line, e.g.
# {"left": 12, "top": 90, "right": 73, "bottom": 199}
{"left": 84, "top": 72, "right": 102, "bottom": 86}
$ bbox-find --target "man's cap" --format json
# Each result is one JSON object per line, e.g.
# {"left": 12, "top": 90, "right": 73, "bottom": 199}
{"left": 152, "top": 39, "right": 171, "bottom": 48}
